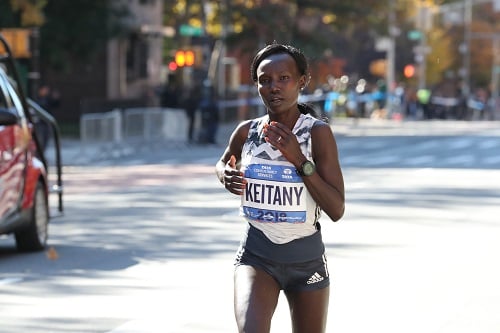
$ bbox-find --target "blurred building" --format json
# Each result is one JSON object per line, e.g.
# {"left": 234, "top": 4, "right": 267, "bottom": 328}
{"left": 107, "top": 0, "right": 165, "bottom": 102}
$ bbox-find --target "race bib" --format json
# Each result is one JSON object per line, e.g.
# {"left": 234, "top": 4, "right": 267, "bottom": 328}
{"left": 242, "top": 163, "right": 306, "bottom": 223}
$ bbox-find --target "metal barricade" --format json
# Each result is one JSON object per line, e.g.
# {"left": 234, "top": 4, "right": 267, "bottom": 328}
{"left": 80, "top": 107, "right": 188, "bottom": 159}
{"left": 80, "top": 109, "right": 122, "bottom": 143}
{"left": 80, "top": 109, "right": 122, "bottom": 158}
{"left": 161, "top": 107, "right": 188, "bottom": 143}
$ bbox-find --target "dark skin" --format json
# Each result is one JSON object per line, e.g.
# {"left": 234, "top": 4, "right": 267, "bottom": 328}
{"left": 216, "top": 52, "right": 345, "bottom": 333}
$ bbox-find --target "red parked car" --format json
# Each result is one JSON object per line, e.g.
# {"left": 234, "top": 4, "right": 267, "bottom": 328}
{"left": 0, "top": 33, "right": 63, "bottom": 251}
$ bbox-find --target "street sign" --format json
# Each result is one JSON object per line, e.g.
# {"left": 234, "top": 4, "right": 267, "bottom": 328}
{"left": 407, "top": 30, "right": 422, "bottom": 41}
{"left": 179, "top": 24, "right": 203, "bottom": 37}
{"left": 375, "top": 37, "right": 391, "bottom": 51}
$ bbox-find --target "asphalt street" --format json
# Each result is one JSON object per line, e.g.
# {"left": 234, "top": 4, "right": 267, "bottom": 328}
{"left": 1, "top": 118, "right": 499, "bottom": 333}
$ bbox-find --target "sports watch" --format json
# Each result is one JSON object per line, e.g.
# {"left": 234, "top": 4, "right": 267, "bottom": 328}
{"left": 297, "top": 160, "right": 316, "bottom": 177}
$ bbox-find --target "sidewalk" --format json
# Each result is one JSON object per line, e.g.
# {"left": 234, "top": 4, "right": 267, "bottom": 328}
{"left": 45, "top": 121, "right": 238, "bottom": 166}
{"left": 46, "top": 118, "right": 500, "bottom": 166}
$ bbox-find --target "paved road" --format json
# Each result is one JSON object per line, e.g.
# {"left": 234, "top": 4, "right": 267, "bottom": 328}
{"left": 0, "top": 119, "right": 499, "bottom": 333}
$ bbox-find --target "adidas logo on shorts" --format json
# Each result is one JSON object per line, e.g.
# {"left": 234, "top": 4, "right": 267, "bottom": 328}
{"left": 307, "top": 272, "right": 324, "bottom": 284}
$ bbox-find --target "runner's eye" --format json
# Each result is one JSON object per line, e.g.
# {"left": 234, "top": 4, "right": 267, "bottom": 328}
{"left": 259, "top": 77, "right": 270, "bottom": 85}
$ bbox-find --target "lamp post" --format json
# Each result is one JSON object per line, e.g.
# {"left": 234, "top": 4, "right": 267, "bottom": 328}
{"left": 462, "top": 0, "right": 472, "bottom": 97}
{"left": 415, "top": 1, "right": 434, "bottom": 90}
{"left": 387, "top": 0, "right": 397, "bottom": 109}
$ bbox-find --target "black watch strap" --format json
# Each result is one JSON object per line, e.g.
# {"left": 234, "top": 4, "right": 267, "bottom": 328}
{"left": 297, "top": 160, "right": 316, "bottom": 177}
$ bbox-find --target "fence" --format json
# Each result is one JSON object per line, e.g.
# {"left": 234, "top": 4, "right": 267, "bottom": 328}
{"left": 80, "top": 107, "right": 188, "bottom": 157}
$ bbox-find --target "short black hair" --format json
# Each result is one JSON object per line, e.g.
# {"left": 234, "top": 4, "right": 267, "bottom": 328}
{"left": 250, "top": 43, "right": 309, "bottom": 84}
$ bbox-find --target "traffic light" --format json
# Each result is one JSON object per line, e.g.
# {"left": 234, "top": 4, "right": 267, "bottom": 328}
{"left": 0, "top": 28, "right": 31, "bottom": 58}
{"left": 168, "top": 61, "right": 178, "bottom": 71}
{"left": 404, "top": 64, "right": 416, "bottom": 78}
{"left": 185, "top": 50, "right": 194, "bottom": 66}
{"left": 175, "top": 50, "right": 186, "bottom": 67}
{"left": 175, "top": 50, "right": 195, "bottom": 67}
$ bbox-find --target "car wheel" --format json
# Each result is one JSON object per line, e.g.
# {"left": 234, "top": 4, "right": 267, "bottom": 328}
{"left": 15, "top": 181, "right": 49, "bottom": 252}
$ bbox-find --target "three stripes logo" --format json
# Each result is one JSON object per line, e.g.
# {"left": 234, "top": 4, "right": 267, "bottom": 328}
{"left": 307, "top": 272, "right": 324, "bottom": 285}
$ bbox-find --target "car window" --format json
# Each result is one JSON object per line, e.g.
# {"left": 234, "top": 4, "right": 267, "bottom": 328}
{"left": 5, "top": 77, "right": 26, "bottom": 119}
{"left": 0, "top": 69, "right": 26, "bottom": 121}
{"left": 0, "top": 70, "right": 8, "bottom": 110}
{"left": 0, "top": 69, "right": 13, "bottom": 112}
{"left": 0, "top": 87, "right": 6, "bottom": 109}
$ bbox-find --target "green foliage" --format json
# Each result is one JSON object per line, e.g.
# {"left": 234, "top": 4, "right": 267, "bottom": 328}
{"left": 40, "top": 0, "right": 131, "bottom": 72}
{"left": 226, "top": 2, "right": 295, "bottom": 48}
{"left": 223, "top": 0, "right": 389, "bottom": 65}
{"left": 297, "top": 0, "right": 387, "bottom": 27}
{"left": 162, "top": 0, "right": 389, "bottom": 55}
{"left": 0, "top": 0, "right": 47, "bottom": 27}
{"left": 426, "top": 27, "right": 456, "bottom": 85}
{"left": 0, "top": 2, "right": 17, "bottom": 27}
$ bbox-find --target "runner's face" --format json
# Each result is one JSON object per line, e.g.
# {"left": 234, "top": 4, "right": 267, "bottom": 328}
{"left": 256, "top": 53, "right": 305, "bottom": 115}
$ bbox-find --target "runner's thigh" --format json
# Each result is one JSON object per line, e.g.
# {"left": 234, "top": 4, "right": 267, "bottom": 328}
{"left": 234, "top": 265, "right": 281, "bottom": 333}
{"left": 285, "top": 287, "right": 329, "bottom": 333}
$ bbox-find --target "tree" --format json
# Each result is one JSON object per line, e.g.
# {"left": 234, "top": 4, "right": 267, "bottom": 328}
{"left": 395, "top": 0, "right": 457, "bottom": 86}
{"left": 425, "top": 26, "right": 456, "bottom": 85}
{"left": 162, "top": 0, "right": 390, "bottom": 86}
{"left": 40, "top": 0, "right": 130, "bottom": 72}
{"left": 1, "top": 0, "right": 131, "bottom": 73}
{"left": 162, "top": 0, "right": 497, "bottom": 92}
{"left": 0, "top": 0, "right": 46, "bottom": 27}
{"left": 469, "top": 3, "right": 499, "bottom": 88}
{"left": 223, "top": 0, "right": 389, "bottom": 58}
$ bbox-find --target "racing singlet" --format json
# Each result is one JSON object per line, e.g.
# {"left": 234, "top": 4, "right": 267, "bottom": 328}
{"left": 240, "top": 113, "right": 322, "bottom": 244}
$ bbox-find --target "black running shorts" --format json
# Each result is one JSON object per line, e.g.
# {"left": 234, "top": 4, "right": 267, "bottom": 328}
{"left": 235, "top": 248, "right": 330, "bottom": 292}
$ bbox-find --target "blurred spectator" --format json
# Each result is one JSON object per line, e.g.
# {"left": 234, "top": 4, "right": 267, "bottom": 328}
{"left": 405, "top": 87, "right": 418, "bottom": 119}
{"left": 475, "top": 88, "right": 490, "bottom": 120}
{"left": 35, "top": 85, "right": 60, "bottom": 151}
{"left": 198, "top": 84, "right": 219, "bottom": 144}
{"left": 355, "top": 79, "right": 368, "bottom": 118}
{"left": 416, "top": 88, "right": 431, "bottom": 119}
{"left": 160, "top": 82, "right": 179, "bottom": 108}
{"left": 181, "top": 85, "right": 201, "bottom": 144}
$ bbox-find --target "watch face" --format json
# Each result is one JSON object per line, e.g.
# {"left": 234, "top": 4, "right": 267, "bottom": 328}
{"left": 302, "top": 161, "right": 315, "bottom": 176}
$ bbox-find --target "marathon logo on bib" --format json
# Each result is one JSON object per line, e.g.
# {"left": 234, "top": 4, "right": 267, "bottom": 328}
{"left": 242, "top": 163, "right": 306, "bottom": 223}
{"left": 245, "top": 163, "right": 301, "bottom": 183}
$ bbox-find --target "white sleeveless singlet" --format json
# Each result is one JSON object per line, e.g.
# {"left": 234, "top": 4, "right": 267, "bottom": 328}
{"left": 240, "top": 113, "right": 322, "bottom": 244}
